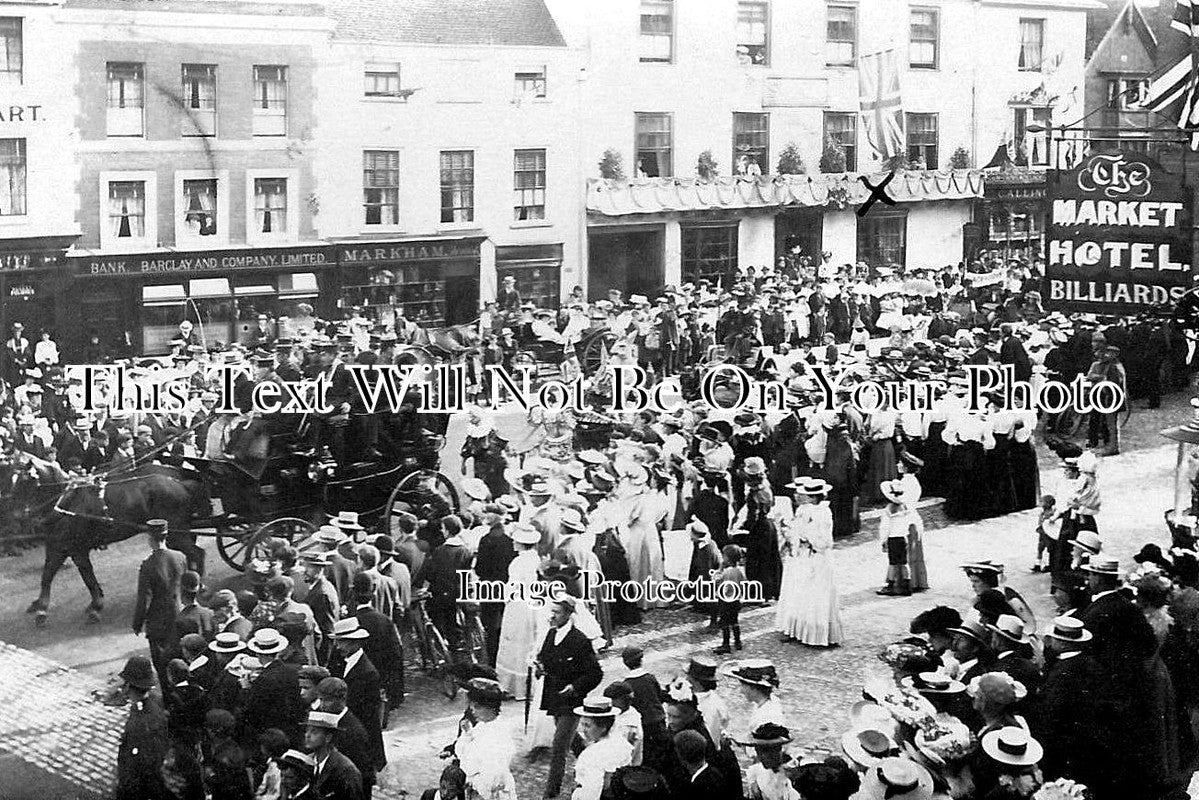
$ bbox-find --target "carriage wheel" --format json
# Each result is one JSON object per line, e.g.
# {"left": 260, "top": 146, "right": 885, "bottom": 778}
{"left": 385, "top": 469, "right": 461, "bottom": 526}
{"left": 582, "top": 332, "right": 616, "bottom": 375}
{"left": 216, "top": 517, "right": 317, "bottom": 572}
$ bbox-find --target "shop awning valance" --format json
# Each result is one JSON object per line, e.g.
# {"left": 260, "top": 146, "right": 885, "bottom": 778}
{"left": 586, "top": 170, "right": 985, "bottom": 218}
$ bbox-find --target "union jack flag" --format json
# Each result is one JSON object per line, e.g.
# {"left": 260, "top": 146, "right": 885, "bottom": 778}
{"left": 1142, "top": 0, "right": 1199, "bottom": 148}
{"left": 858, "top": 49, "right": 904, "bottom": 161}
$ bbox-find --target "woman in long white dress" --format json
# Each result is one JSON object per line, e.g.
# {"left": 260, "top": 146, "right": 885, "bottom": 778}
{"left": 494, "top": 527, "right": 544, "bottom": 699}
{"left": 456, "top": 681, "right": 518, "bottom": 800}
{"left": 619, "top": 463, "right": 666, "bottom": 611}
{"left": 774, "top": 477, "right": 843, "bottom": 646}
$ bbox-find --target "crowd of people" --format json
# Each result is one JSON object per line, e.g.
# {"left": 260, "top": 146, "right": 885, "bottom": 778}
{"left": 2, "top": 248, "right": 1198, "bottom": 800}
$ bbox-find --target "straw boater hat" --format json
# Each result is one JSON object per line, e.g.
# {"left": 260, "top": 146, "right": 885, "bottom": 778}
{"left": 461, "top": 478, "right": 491, "bottom": 502}
{"left": 313, "top": 525, "right": 347, "bottom": 546}
{"left": 208, "top": 631, "right": 247, "bottom": 655}
{"left": 332, "top": 618, "right": 370, "bottom": 640}
{"left": 788, "top": 477, "right": 831, "bottom": 496}
{"left": 841, "top": 727, "right": 900, "bottom": 768}
{"left": 1044, "top": 615, "right": 1093, "bottom": 643}
{"left": 857, "top": 758, "right": 934, "bottom": 800}
{"left": 987, "top": 614, "right": 1032, "bottom": 647}
{"left": 306, "top": 710, "right": 341, "bottom": 731}
{"left": 299, "top": 550, "right": 333, "bottom": 568}
{"left": 575, "top": 695, "right": 619, "bottom": 718}
{"left": 280, "top": 750, "right": 316, "bottom": 777}
{"left": 1071, "top": 531, "right": 1102, "bottom": 555}
{"left": 731, "top": 659, "right": 780, "bottom": 689}
{"left": 900, "top": 671, "right": 966, "bottom": 695}
{"left": 331, "top": 511, "right": 364, "bottom": 532}
{"left": 1082, "top": 556, "right": 1121, "bottom": 576}
{"left": 686, "top": 654, "right": 718, "bottom": 684}
{"left": 981, "top": 727, "right": 1044, "bottom": 767}
{"left": 246, "top": 628, "right": 289, "bottom": 656}
{"left": 947, "top": 613, "right": 991, "bottom": 645}
{"left": 559, "top": 507, "right": 585, "bottom": 533}
{"left": 511, "top": 524, "right": 541, "bottom": 546}
{"left": 960, "top": 560, "right": 1004, "bottom": 578}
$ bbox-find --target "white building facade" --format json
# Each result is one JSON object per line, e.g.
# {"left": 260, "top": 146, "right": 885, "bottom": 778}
{"left": 544, "top": 0, "right": 1097, "bottom": 296}
{"left": 314, "top": 0, "right": 583, "bottom": 323}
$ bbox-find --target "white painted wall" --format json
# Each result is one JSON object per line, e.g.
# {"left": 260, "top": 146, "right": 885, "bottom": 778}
{"left": 738, "top": 215, "right": 775, "bottom": 269}
{"left": 907, "top": 201, "right": 973, "bottom": 268}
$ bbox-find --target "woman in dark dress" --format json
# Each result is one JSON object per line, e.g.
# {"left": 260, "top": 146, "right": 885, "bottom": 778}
{"left": 733, "top": 457, "right": 781, "bottom": 602}
{"left": 822, "top": 421, "right": 860, "bottom": 538}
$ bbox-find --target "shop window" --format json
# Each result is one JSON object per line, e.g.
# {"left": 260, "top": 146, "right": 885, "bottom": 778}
{"left": 181, "top": 178, "right": 218, "bottom": 237}
{"left": 252, "top": 65, "right": 287, "bottom": 137}
{"left": 682, "top": 223, "right": 739, "bottom": 286}
{"left": 823, "top": 112, "right": 857, "bottom": 172}
{"left": 909, "top": 9, "right": 938, "bottom": 69}
{"left": 181, "top": 64, "right": 217, "bottom": 136}
{"left": 498, "top": 263, "right": 560, "bottom": 311}
{"left": 253, "top": 177, "right": 288, "bottom": 235}
{"left": 514, "top": 149, "right": 546, "bottom": 221}
{"left": 0, "top": 138, "right": 25, "bottom": 216}
{"left": 514, "top": 67, "right": 546, "bottom": 99}
{"left": 440, "top": 150, "right": 475, "bottom": 224}
{"left": 142, "top": 284, "right": 186, "bottom": 354}
{"left": 108, "top": 181, "right": 145, "bottom": 239}
{"left": 635, "top": 112, "right": 672, "bottom": 178}
{"left": 365, "top": 62, "right": 403, "bottom": 98}
{"left": 905, "top": 113, "right": 938, "bottom": 169}
{"left": 640, "top": 0, "right": 674, "bottom": 63}
{"left": 733, "top": 112, "right": 769, "bottom": 175}
{"left": 737, "top": 2, "right": 769, "bottom": 65}
{"left": 363, "top": 150, "right": 399, "bottom": 226}
{"left": 106, "top": 62, "right": 144, "bottom": 137}
{"left": 826, "top": 5, "right": 856, "bottom": 66}
{"left": 1018, "top": 19, "right": 1044, "bottom": 71}
{"left": 857, "top": 211, "right": 906, "bottom": 268}
{"left": 0, "top": 19, "right": 21, "bottom": 87}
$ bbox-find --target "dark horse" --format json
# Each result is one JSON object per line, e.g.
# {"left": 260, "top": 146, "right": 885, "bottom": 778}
{"left": 25, "top": 463, "right": 210, "bottom": 626}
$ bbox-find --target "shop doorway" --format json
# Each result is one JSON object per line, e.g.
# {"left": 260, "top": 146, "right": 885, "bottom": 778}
{"left": 587, "top": 227, "right": 664, "bottom": 301}
{"left": 444, "top": 276, "right": 480, "bottom": 326}
{"left": 775, "top": 208, "right": 823, "bottom": 263}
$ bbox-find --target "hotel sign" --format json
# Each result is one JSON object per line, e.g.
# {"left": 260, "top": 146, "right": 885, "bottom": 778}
{"left": 75, "top": 245, "right": 336, "bottom": 277}
{"left": 1045, "top": 152, "right": 1194, "bottom": 313}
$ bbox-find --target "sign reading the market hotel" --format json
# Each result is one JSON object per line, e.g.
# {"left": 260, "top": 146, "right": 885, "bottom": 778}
{"left": 1045, "top": 151, "right": 1193, "bottom": 313}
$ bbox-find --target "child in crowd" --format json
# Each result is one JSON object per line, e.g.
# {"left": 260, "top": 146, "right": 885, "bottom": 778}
{"left": 253, "top": 728, "right": 290, "bottom": 800}
{"left": 715, "top": 544, "right": 747, "bottom": 654}
{"left": 1033, "top": 494, "right": 1057, "bottom": 573}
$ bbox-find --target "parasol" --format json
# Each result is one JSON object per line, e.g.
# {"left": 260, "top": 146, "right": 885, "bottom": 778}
{"left": 901, "top": 279, "right": 938, "bottom": 297}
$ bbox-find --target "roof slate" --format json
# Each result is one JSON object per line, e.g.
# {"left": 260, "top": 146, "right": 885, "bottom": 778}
{"left": 331, "top": 0, "right": 566, "bottom": 47}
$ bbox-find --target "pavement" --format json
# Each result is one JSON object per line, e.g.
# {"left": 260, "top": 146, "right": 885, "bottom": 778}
{"left": 0, "top": 389, "right": 1193, "bottom": 799}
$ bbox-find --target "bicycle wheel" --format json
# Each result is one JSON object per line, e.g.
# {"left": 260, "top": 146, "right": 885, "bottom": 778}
{"left": 425, "top": 623, "right": 458, "bottom": 699}
{"left": 468, "top": 615, "right": 488, "bottom": 665}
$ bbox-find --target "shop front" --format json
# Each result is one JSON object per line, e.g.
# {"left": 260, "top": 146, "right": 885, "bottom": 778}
{"left": 979, "top": 168, "right": 1047, "bottom": 261}
{"left": 68, "top": 244, "right": 337, "bottom": 355}
{"left": 337, "top": 237, "right": 484, "bottom": 327}
{"left": 495, "top": 243, "right": 564, "bottom": 309}
{"left": 0, "top": 235, "right": 77, "bottom": 339}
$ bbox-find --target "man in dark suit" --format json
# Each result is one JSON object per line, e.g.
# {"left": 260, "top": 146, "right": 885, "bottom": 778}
{"left": 1080, "top": 557, "right": 1156, "bottom": 670}
{"left": 473, "top": 508, "right": 515, "bottom": 667}
{"left": 240, "top": 628, "right": 304, "bottom": 747}
{"left": 115, "top": 655, "right": 169, "bottom": 800}
{"left": 1030, "top": 616, "right": 1101, "bottom": 784}
{"left": 965, "top": 332, "right": 991, "bottom": 367}
{"left": 685, "top": 471, "right": 731, "bottom": 549}
{"left": 132, "top": 519, "right": 188, "bottom": 684}
{"left": 58, "top": 418, "right": 105, "bottom": 471}
{"left": 174, "top": 570, "right": 215, "bottom": 643}
{"left": 497, "top": 275, "right": 522, "bottom": 314}
{"left": 304, "top": 710, "right": 364, "bottom": 800}
{"left": 986, "top": 614, "right": 1042, "bottom": 702}
{"left": 535, "top": 596, "right": 603, "bottom": 798}
{"left": 351, "top": 572, "right": 406, "bottom": 718}
{"left": 999, "top": 322, "right": 1032, "bottom": 383}
{"left": 317, "top": 677, "right": 379, "bottom": 800}
{"left": 328, "top": 617, "right": 385, "bottom": 791}
{"left": 673, "top": 729, "right": 725, "bottom": 800}
{"left": 302, "top": 551, "right": 341, "bottom": 664}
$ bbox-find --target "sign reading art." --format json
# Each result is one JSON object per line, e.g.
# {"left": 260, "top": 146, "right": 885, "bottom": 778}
{"left": 1045, "top": 152, "right": 1193, "bottom": 313}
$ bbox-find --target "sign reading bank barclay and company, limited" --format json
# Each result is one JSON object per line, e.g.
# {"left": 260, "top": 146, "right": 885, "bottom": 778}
{"left": 1045, "top": 151, "right": 1193, "bottom": 314}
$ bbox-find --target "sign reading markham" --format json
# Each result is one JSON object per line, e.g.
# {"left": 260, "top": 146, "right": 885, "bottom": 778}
{"left": 1044, "top": 152, "right": 1194, "bottom": 313}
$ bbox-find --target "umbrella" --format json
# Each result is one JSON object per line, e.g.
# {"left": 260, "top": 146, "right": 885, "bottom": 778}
{"left": 524, "top": 666, "right": 533, "bottom": 733}
{"left": 901, "top": 279, "right": 938, "bottom": 297}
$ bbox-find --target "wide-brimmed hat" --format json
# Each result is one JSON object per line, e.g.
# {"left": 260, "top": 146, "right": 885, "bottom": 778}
{"left": 461, "top": 477, "right": 490, "bottom": 501}
{"left": 1082, "top": 556, "right": 1120, "bottom": 576}
{"left": 901, "top": 671, "right": 966, "bottom": 695}
{"left": 120, "top": 655, "right": 155, "bottom": 690}
{"left": 330, "top": 511, "right": 363, "bottom": 531}
{"left": 738, "top": 722, "right": 791, "bottom": 747}
{"left": 1134, "top": 543, "right": 1172, "bottom": 571}
{"left": 788, "top": 477, "right": 831, "bottom": 496}
{"left": 208, "top": 631, "right": 247, "bottom": 654}
{"left": 1070, "top": 531, "right": 1102, "bottom": 555}
{"left": 280, "top": 749, "right": 315, "bottom": 775}
{"left": 987, "top": 614, "right": 1031, "bottom": 646}
{"left": 577, "top": 449, "right": 608, "bottom": 465}
{"left": 1044, "top": 615, "right": 1093, "bottom": 644}
{"left": 960, "top": 560, "right": 1004, "bottom": 577}
{"left": 967, "top": 672, "right": 1028, "bottom": 704}
{"left": 247, "top": 628, "right": 289, "bottom": 655}
{"left": 511, "top": 524, "right": 541, "bottom": 546}
{"left": 947, "top": 615, "right": 991, "bottom": 645}
{"left": 981, "top": 727, "right": 1043, "bottom": 767}
{"left": 575, "top": 695, "right": 619, "bottom": 718}
{"left": 842, "top": 727, "right": 900, "bottom": 768}
{"left": 858, "top": 758, "right": 934, "bottom": 800}
{"left": 560, "top": 507, "right": 585, "bottom": 533}
{"left": 731, "top": 659, "right": 780, "bottom": 689}
{"left": 333, "top": 618, "right": 370, "bottom": 640}
{"left": 301, "top": 550, "right": 333, "bottom": 566}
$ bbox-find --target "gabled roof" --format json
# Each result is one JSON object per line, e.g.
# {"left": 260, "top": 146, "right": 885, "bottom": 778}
{"left": 1086, "top": 0, "right": 1127, "bottom": 60}
{"left": 331, "top": 0, "right": 566, "bottom": 47}
{"left": 1085, "top": 0, "right": 1160, "bottom": 67}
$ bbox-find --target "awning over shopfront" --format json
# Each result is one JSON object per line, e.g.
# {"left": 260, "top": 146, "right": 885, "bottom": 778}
{"left": 586, "top": 170, "right": 986, "bottom": 218}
